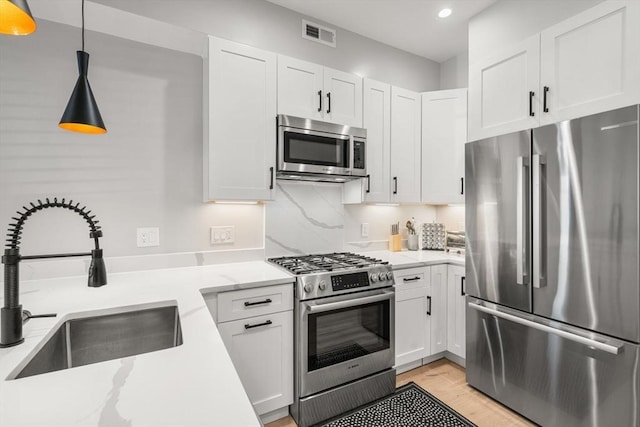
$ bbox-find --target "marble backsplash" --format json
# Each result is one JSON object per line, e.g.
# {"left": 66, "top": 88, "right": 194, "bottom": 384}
{"left": 265, "top": 181, "right": 344, "bottom": 258}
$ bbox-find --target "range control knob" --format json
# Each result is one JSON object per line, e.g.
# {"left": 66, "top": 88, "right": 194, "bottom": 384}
{"left": 386, "top": 271, "right": 394, "bottom": 281}
{"left": 376, "top": 272, "right": 385, "bottom": 282}
{"left": 369, "top": 273, "right": 378, "bottom": 283}
{"left": 303, "top": 283, "right": 314, "bottom": 294}
{"left": 319, "top": 281, "right": 327, "bottom": 291}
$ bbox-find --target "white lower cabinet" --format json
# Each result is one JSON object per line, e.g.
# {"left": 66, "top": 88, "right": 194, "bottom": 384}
{"left": 216, "top": 287, "right": 293, "bottom": 416}
{"left": 446, "top": 265, "right": 466, "bottom": 360}
{"left": 429, "top": 265, "right": 448, "bottom": 355}
{"left": 394, "top": 267, "right": 431, "bottom": 366}
{"left": 394, "top": 263, "right": 465, "bottom": 369}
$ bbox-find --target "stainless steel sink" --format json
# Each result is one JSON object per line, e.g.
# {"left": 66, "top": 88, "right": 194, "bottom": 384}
{"left": 10, "top": 303, "right": 183, "bottom": 380}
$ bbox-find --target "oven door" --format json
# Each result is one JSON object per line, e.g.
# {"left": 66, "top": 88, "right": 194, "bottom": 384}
{"left": 298, "top": 288, "right": 395, "bottom": 397}
{"left": 279, "top": 126, "right": 353, "bottom": 176}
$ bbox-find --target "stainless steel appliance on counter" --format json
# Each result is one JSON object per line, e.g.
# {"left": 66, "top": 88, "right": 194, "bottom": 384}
{"left": 465, "top": 105, "right": 640, "bottom": 426}
{"left": 277, "top": 115, "right": 366, "bottom": 182}
{"left": 268, "top": 252, "right": 395, "bottom": 427}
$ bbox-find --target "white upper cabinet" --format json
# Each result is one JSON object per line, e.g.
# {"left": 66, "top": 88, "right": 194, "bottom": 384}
{"left": 277, "top": 56, "right": 324, "bottom": 121}
{"left": 539, "top": 0, "right": 640, "bottom": 125}
{"left": 343, "top": 79, "right": 391, "bottom": 204}
{"left": 205, "top": 37, "right": 276, "bottom": 201}
{"left": 323, "top": 67, "right": 363, "bottom": 127}
{"left": 391, "top": 86, "right": 422, "bottom": 203}
{"left": 468, "top": 35, "right": 540, "bottom": 141}
{"left": 277, "top": 55, "right": 363, "bottom": 127}
{"left": 421, "top": 89, "right": 467, "bottom": 204}
{"left": 469, "top": 0, "right": 640, "bottom": 141}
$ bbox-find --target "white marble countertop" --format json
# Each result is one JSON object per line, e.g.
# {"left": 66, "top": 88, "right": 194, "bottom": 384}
{"left": 0, "top": 261, "right": 294, "bottom": 427}
{"left": 359, "top": 249, "right": 465, "bottom": 270}
{"left": 0, "top": 251, "right": 462, "bottom": 427}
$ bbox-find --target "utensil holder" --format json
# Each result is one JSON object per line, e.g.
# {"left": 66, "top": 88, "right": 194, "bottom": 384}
{"left": 407, "top": 235, "right": 419, "bottom": 251}
{"left": 388, "top": 234, "right": 402, "bottom": 252}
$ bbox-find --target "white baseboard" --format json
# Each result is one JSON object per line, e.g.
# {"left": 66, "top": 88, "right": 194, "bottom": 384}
{"left": 260, "top": 406, "right": 290, "bottom": 425}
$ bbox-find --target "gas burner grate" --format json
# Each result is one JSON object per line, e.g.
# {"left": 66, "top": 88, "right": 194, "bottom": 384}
{"left": 268, "top": 252, "right": 388, "bottom": 275}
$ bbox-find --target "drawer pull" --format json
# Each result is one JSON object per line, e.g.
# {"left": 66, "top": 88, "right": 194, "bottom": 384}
{"left": 244, "top": 298, "right": 273, "bottom": 307}
{"left": 403, "top": 276, "right": 421, "bottom": 282}
{"left": 244, "top": 320, "right": 272, "bottom": 330}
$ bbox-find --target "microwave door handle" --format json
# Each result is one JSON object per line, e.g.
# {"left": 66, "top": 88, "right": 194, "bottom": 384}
{"left": 306, "top": 291, "right": 393, "bottom": 314}
{"left": 349, "top": 136, "right": 354, "bottom": 172}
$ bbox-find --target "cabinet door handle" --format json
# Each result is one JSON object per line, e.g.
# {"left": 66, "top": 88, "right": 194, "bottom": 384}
{"left": 326, "top": 92, "right": 331, "bottom": 114}
{"left": 244, "top": 319, "right": 272, "bottom": 329}
{"left": 427, "top": 296, "right": 432, "bottom": 316}
{"left": 366, "top": 174, "right": 371, "bottom": 193}
{"left": 393, "top": 177, "right": 398, "bottom": 194}
{"left": 244, "top": 298, "right": 273, "bottom": 307}
{"left": 403, "top": 276, "right": 421, "bottom": 282}
{"left": 269, "top": 167, "right": 274, "bottom": 190}
{"left": 317, "top": 90, "right": 322, "bottom": 112}
{"left": 461, "top": 276, "right": 466, "bottom": 296}
{"left": 529, "top": 91, "right": 535, "bottom": 117}
{"left": 543, "top": 86, "right": 549, "bottom": 113}
{"left": 460, "top": 177, "right": 464, "bottom": 195}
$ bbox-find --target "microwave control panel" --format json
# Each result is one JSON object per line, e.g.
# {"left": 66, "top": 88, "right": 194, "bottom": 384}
{"left": 331, "top": 271, "right": 370, "bottom": 292}
{"left": 353, "top": 140, "right": 365, "bottom": 170}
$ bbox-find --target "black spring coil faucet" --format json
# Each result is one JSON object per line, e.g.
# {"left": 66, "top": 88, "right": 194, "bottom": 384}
{"left": 1, "top": 198, "right": 107, "bottom": 348}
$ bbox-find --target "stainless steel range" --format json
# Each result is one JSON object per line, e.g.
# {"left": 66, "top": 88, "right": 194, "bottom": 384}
{"left": 268, "top": 252, "right": 396, "bottom": 427}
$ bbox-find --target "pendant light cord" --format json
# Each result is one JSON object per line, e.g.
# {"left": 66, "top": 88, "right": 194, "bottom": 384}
{"left": 81, "top": 0, "right": 85, "bottom": 52}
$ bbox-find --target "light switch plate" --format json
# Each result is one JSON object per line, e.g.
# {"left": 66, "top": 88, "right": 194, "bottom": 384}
{"left": 361, "top": 223, "right": 369, "bottom": 238}
{"left": 137, "top": 227, "right": 160, "bottom": 247}
{"left": 210, "top": 226, "right": 235, "bottom": 245}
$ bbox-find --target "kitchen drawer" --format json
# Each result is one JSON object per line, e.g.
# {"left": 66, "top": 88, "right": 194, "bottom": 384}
{"left": 393, "top": 267, "right": 430, "bottom": 291}
{"left": 217, "top": 283, "right": 294, "bottom": 322}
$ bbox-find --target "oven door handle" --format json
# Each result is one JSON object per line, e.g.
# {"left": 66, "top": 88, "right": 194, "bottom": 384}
{"left": 306, "top": 290, "right": 394, "bottom": 314}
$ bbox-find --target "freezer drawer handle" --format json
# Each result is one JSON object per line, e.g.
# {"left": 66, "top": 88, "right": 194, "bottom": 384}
{"left": 468, "top": 301, "right": 623, "bottom": 355}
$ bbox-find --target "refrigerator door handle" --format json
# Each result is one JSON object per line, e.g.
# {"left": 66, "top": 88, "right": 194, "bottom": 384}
{"left": 468, "top": 301, "right": 624, "bottom": 355}
{"left": 532, "top": 154, "right": 546, "bottom": 288}
{"left": 516, "top": 156, "right": 529, "bottom": 285}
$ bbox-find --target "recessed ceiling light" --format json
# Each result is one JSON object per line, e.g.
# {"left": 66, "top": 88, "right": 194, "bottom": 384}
{"left": 438, "top": 8, "right": 452, "bottom": 18}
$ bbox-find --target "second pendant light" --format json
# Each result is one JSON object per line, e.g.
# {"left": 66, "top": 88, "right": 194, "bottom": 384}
{"left": 59, "top": 0, "right": 107, "bottom": 134}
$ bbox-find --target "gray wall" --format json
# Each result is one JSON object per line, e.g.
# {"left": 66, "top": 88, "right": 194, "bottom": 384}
{"left": 92, "top": 0, "right": 441, "bottom": 92}
{"left": 0, "top": 20, "right": 264, "bottom": 257}
{"left": 439, "top": 51, "right": 469, "bottom": 90}
{"left": 469, "top": 0, "right": 604, "bottom": 64}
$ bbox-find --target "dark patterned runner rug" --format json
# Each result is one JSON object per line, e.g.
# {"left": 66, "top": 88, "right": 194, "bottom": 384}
{"left": 318, "top": 382, "right": 476, "bottom": 427}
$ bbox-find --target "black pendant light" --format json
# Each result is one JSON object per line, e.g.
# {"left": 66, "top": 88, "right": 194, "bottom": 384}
{"left": 0, "top": 0, "right": 36, "bottom": 35}
{"left": 59, "top": 0, "right": 107, "bottom": 134}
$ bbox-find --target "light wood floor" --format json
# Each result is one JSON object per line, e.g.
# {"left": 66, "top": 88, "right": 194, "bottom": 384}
{"left": 266, "top": 359, "right": 534, "bottom": 427}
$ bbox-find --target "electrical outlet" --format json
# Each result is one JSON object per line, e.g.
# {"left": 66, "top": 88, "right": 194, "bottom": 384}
{"left": 361, "top": 223, "right": 369, "bottom": 238}
{"left": 137, "top": 227, "right": 160, "bottom": 247}
{"left": 210, "top": 226, "right": 235, "bottom": 245}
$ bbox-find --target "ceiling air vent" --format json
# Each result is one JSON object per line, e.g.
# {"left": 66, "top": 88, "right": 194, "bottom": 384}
{"left": 302, "top": 19, "right": 336, "bottom": 48}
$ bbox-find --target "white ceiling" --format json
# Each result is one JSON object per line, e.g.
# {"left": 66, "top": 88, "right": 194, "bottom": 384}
{"left": 265, "top": 0, "right": 496, "bottom": 62}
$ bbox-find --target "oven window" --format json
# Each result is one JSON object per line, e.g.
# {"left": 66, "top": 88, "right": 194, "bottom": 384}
{"left": 307, "top": 300, "right": 390, "bottom": 372}
{"left": 284, "top": 131, "right": 349, "bottom": 168}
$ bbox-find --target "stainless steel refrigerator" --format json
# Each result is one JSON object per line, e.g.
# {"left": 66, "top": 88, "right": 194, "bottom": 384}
{"left": 465, "top": 105, "right": 640, "bottom": 426}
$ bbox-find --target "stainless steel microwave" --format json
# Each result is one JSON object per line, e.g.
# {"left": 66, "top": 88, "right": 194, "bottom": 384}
{"left": 277, "top": 115, "right": 366, "bottom": 182}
